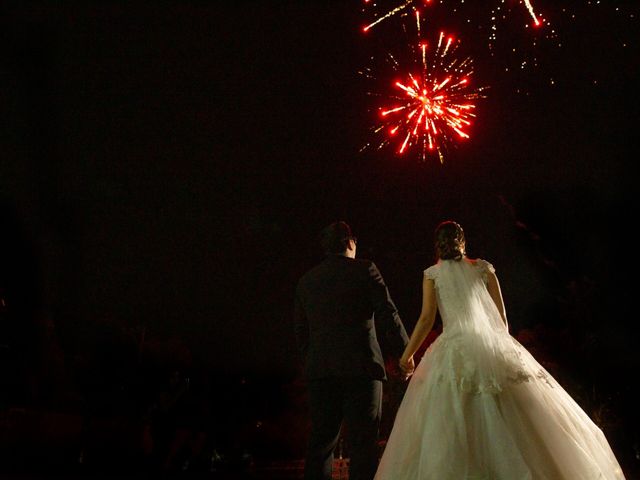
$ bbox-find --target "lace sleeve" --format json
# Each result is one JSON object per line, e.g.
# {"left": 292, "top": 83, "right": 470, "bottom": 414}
{"left": 476, "top": 259, "right": 495, "bottom": 282}
{"left": 424, "top": 265, "right": 438, "bottom": 281}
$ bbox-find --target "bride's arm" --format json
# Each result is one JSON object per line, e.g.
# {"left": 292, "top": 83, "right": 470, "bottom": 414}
{"left": 486, "top": 271, "right": 508, "bottom": 329}
{"left": 400, "top": 277, "right": 438, "bottom": 369}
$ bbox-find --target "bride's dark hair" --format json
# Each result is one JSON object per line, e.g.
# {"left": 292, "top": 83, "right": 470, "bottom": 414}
{"left": 434, "top": 221, "right": 466, "bottom": 261}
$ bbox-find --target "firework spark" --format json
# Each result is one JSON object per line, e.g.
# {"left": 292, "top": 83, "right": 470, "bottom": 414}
{"left": 364, "top": 13, "right": 485, "bottom": 162}
{"left": 524, "top": 0, "right": 541, "bottom": 27}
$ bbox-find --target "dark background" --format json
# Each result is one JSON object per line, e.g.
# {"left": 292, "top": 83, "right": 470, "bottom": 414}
{"left": 0, "top": 0, "right": 638, "bottom": 476}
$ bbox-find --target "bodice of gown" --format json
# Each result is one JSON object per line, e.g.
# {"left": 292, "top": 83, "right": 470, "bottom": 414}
{"left": 424, "top": 258, "right": 504, "bottom": 338}
{"left": 422, "top": 258, "right": 542, "bottom": 395}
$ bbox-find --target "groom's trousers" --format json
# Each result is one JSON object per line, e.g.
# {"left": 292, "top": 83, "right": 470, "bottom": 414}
{"left": 304, "top": 377, "right": 382, "bottom": 480}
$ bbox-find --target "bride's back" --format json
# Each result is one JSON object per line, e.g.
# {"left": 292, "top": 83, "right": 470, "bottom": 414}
{"left": 425, "top": 258, "right": 504, "bottom": 337}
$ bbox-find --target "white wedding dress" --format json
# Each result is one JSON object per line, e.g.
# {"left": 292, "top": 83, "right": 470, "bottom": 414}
{"left": 375, "top": 258, "right": 626, "bottom": 480}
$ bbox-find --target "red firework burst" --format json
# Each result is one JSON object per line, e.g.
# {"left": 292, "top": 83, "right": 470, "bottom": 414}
{"left": 368, "top": 15, "right": 486, "bottom": 162}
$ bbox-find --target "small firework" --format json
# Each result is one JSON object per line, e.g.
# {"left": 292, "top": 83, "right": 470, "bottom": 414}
{"left": 361, "top": 0, "right": 553, "bottom": 82}
{"left": 363, "top": 13, "right": 486, "bottom": 162}
{"left": 362, "top": 0, "right": 542, "bottom": 33}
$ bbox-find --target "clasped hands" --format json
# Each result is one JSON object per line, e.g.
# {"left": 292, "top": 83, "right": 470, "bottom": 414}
{"left": 399, "top": 355, "right": 415, "bottom": 380}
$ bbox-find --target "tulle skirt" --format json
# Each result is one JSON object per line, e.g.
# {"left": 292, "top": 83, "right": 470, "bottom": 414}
{"left": 374, "top": 331, "right": 626, "bottom": 480}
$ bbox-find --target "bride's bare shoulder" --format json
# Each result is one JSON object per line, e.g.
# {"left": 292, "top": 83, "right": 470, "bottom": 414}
{"left": 423, "top": 263, "right": 440, "bottom": 280}
{"left": 469, "top": 258, "right": 496, "bottom": 276}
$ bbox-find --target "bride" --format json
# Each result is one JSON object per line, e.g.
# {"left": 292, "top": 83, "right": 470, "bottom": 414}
{"left": 374, "top": 221, "right": 626, "bottom": 479}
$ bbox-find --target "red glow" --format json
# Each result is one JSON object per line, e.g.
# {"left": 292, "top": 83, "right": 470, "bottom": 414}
{"left": 381, "top": 70, "right": 476, "bottom": 158}
{"left": 373, "top": 29, "right": 482, "bottom": 161}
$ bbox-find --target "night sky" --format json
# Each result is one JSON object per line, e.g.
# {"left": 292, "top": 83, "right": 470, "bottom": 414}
{"left": 1, "top": 0, "right": 638, "bottom": 396}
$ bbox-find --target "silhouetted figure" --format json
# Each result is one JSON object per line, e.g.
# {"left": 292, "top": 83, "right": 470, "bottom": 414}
{"left": 143, "top": 368, "right": 210, "bottom": 472}
{"left": 75, "top": 320, "right": 138, "bottom": 469}
{"left": 294, "top": 221, "right": 409, "bottom": 480}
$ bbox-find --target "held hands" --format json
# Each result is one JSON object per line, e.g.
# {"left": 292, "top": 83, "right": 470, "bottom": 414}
{"left": 399, "top": 355, "right": 415, "bottom": 380}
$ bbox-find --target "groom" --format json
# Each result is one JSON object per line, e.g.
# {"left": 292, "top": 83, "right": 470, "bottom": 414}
{"left": 294, "top": 221, "right": 409, "bottom": 480}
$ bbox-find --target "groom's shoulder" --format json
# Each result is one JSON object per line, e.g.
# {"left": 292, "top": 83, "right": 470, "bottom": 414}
{"left": 354, "top": 257, "right": 374, "bottom": 267}
{"left": 355, "top": 258, "right": 385, "bottom": 280}
{"left": 297, "top": 262, "right": 324, "bottom": 284}
{"left": 351, "top": 257, "right": 376, "bottom": 273}
{"left": 300, "top": 257, "right": 373, "bottom": 280}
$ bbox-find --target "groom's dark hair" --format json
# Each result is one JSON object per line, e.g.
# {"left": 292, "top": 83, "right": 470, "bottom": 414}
{"left": 320, "top": 221, "right": 354, "bottom": 255}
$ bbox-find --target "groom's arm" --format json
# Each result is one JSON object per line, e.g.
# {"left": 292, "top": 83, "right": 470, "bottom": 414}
{"left": 367, "top": 262, "right": 409, "bottom": 357}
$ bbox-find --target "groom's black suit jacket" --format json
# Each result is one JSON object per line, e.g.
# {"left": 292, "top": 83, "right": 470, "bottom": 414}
{"left": 294, "top": 255, "right": 409, "bottom": 381}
